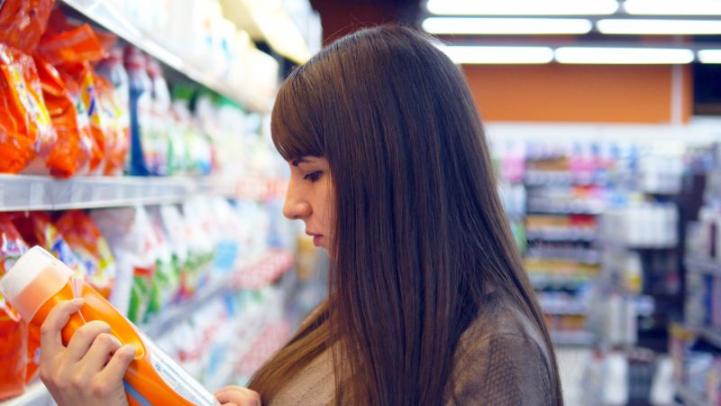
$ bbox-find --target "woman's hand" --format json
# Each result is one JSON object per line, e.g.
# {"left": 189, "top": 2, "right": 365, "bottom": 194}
{"left": 215, "top": 385, "right": 262, "bottom": 406}
{"left": 39, "top": 299, "right": 136, "bottom": 406}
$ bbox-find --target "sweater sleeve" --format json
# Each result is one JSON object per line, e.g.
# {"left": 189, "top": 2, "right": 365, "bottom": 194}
{"left": 446, "top": 333, "right": 556, "bottom": 406}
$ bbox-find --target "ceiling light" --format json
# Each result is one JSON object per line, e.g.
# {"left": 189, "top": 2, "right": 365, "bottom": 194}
{"left": 598, "top": 19, "right": 721, "bottom": 35}
{"left": 426, "top": 0, "right": 619, "bottom": 16}
{"left": 438, "top": 45, "right": 555, "bottom": 64}
{"left": 423, "top": 17, "right": 593, "bottom": 35}
{"left": 555, "top": 47, "right": 695, "bottom": 64}
{"left": 699, "top": 49, "right": 721, "bottom": 63}
{"left": 624, "top": 0, "right": 721, "bottom": 15}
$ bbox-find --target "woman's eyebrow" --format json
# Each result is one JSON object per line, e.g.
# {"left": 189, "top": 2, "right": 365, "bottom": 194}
{"left": 292, "top": 157, "right": 310, "bottom": 167}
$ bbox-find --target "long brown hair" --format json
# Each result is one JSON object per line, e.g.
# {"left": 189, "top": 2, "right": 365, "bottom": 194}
{"left": 249, "top": 26, "right": 562, "bottom": 405}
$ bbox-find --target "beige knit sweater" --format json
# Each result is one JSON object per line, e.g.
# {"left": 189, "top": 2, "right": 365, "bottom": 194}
{"left": 269, "top": 292, "right": 558, "bottom": 405}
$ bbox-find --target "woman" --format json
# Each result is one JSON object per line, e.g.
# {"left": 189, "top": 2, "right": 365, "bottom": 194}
{"left": 39, "top": 26, "right": 563, "bottom": 405}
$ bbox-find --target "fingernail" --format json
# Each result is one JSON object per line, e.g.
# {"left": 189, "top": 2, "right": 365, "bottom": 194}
{"left": 122, "top": 345, "right": 137, "bottom": 356}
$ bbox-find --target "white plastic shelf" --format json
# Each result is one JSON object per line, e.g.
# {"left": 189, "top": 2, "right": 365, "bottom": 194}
{"left": 0, "top": 175, "right": 195, "bottom": 211}
{"left": 0, "top": 382, "right": 52, "bottom": 406}
{"left": 0, "top": 175, "right": 286, "bottom": 211}
{"left": 60, "top": 0, "right": 268, "bottom": 112}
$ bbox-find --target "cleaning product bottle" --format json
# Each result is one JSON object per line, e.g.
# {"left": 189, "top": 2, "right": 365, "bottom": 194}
{"left": 0, "top": 246, "right": 217, "bottom": 406}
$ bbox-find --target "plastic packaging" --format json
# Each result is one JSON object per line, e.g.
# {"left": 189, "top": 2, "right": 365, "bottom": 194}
{"left": 91, "top": 207, "right": 157, "bottom": 324}
{"left": 55, "top": 211, "right": 117, "bottom": 299}
{"left": 125, "top": 47, "right": 153, "bottom": 176}
{"left": 146, "top": 59, "right": 171, "bottom": 175}
{"left": 0, "top": 215, "right": 28, "bottom": 399}
{"left": 12, "top": 212, "right": 90, "bottom": 381}
{"left": 0, "top": 246, "right": 218, "bottom": 406}
{"left": 33, "top": 57, "right": 92, "bottom": 177}
{"left": 96, "top": 48, "right": 131, "bottom": 176}
{"left": 0, "top": 44, "right": 56, "bottom": 174}
{"left": 0, "top": 0, "right": 56, "bottom": 54}
{"left": 145, "top": 209, "right": 180, "bottom": 319}
{"left": 37, "top": 23, "right": 110, "bottom": 174}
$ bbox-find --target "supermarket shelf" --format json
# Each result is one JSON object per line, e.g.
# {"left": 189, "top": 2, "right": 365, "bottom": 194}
{"left": 526, "top": 207, "right": 604, "bottom": 215}
{"left": 541, "top": 301, "right": 588, "bottom": 316}
{"left": 0, "top": 175, "right": 287, "bottom": 211}
{"left": 524, "top": 171, "right": 606, "bottom": 187}
{"left": 0, "top": 382, "right": 52, "bottom": 406}
{"left": 551, "top": 331, "right": 594, "bottom": 347}
{"left": 676, "top": 384, "right": 710, "bottom": 406}
{"left": 531, "top": 277, "right": 591, "bottom": 290}
{"left": 143, "top": 249, "right": 294, "bottom": 338}
{"left": 525, "top": 255, "right": 601, "bottom": 266}
{"left": 526, "top": 231, "right": 597, "bottom": 242}
{"left": 0, "top": 175, "right": 197, "bottom": 211}
{"left": 685, "top": 256, "right": 721, "bottom": 277}
{"left": 60, "top": 0, "right": 269, "bottom": 112}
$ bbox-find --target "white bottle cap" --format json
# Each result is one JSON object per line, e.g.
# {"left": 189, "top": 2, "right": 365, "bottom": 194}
{"left": 0, "top": 246, "right": 73, "bottom": 322}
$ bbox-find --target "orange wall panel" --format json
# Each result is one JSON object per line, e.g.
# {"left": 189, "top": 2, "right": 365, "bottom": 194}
{"left": 463, "top": 65, "right": 692, "bottom": 123}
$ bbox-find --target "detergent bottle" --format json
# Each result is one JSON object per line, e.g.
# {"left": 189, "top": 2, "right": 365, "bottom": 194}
{"left": 0, "top": 246, "right": 218, "bottom": 405}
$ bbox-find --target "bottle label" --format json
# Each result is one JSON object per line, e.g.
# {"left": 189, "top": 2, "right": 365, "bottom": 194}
{"left": 133, "top": 331, "right": 218, "bottom": 405}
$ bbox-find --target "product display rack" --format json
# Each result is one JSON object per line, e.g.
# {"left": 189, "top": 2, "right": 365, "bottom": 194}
{"left": 142, "top": 249, "right": 295, "bottom": 339}
{"left": 0, "top": 0, "right": 301, "bottom": 404}
{"left": 0, "top": 175, "right": 194, "bottom": 212}
{"left": 0, "top": 175, "right": 284, "bottom": 212}
{"left": 59, "top": 0, "right": 257, "bottom": 111}
{"left": 523, "top": 166, "right": 604, "bottom": 347}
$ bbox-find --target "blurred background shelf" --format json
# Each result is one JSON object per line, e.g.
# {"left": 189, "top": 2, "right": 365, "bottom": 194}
{"left": 676, "top": 384, "right": 709, "bottom": 406}
{"left": 685, "top": 256, "right": 721, "bottom": 277}
{"left": 551, "top": 331, "right": 595, "bottom": 347}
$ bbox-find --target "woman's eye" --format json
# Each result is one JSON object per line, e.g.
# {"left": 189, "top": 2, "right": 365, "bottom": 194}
{"left": 304, "top": 171, "right": 323, "bottom": 183}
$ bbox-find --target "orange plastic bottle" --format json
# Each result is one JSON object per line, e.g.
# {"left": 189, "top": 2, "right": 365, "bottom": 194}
{"left": 0, "top": 246, "right": 218, "bottom": 406}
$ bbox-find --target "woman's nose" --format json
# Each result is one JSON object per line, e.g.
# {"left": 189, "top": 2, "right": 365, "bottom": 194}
{"left": 283, "top": 186, "right": 312, "bottom": 220}
{"left": 283, "top": 200, "right": 312, "bottom": 220}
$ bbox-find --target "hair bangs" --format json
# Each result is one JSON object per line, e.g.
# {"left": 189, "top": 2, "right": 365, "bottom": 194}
{"left": 270, "top": 72, "right": 324, "bottom": 161}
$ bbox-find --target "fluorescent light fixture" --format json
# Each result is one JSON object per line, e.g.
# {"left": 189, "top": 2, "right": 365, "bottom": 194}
{"left": 699, "top": 49, "right": 721, "bottom": 63}
{"left": 555, "top": 47, "right": 694, "bottom": 64}
{"left": 427, "top": 0, "right": 619, "bottom": 16}
{"left": 597, "top": 19, "right": 721, "bottom": 35}
{"left": 624, "top": 0, "right": 721, "bottom": 15}
{"left": 438, "top": 45, "right": 554, "bottom": 64}
{"left": 423, "top": 17, "right": 593, "bottom": 35}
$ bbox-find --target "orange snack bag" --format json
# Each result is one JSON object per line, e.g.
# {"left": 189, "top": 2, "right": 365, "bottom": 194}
{"left": 56, "top": 211, "right": 117, "bottom": 299}
{"left": 0, "top": 0, "right": 56, "bottom": 53}
{"left": 36, "top": 23, "right": 107, "bottom": 67}
{"left": 60, "top": 69, "right": 104, "bottom": 173}
{"left": 38, "top": 23, "right": 110, "bottom": 174}
{"left": 0, "top": 215, "right": 28, "bottom": 399}
{"left": 96, "top": 73, "right": 130, "bottom": 175}
{"left": 0, "top": 44, "right": 56, "bottom": 173}
{"left": 34, "top": 57, "right": 93, "bottom": 178}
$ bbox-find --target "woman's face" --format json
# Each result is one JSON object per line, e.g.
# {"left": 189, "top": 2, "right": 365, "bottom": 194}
{"left": 283, "top": 156, "right": 334, "bottom": 252}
